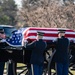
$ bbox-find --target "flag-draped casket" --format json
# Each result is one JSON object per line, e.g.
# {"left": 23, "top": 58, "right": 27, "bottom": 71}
{"left": 6, "top": 27, "right": 75, "bottom": 47}
{"left": 4, "top": 27, "right": 75, "bottom": 63}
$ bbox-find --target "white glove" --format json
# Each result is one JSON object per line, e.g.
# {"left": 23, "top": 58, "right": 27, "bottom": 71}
{"left": 24, "top": 40, "right": 28, "bottom": 48}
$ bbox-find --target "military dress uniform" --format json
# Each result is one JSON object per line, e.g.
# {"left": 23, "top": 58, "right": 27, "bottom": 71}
{"left": 0, "top": 29, "right": 5, "bottom": 75}
{"left": 26, "top": 32, "right": 47, "bottom": 75}
{"left": 48, "top": 30, "right": 70, "bottom": 75}
{"left": 54, "top": 36, "right": 70, "bottom": 75}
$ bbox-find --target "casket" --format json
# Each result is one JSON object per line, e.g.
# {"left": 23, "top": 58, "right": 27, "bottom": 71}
{"left": 6, "top": 27, "right": 75, "bottom": 47}
{"left": 23, "top": 27, "right": 75, "bottom": 42}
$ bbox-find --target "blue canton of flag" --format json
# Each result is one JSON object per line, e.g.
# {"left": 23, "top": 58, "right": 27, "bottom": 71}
{"left": 6, "top": 29, "right": 23, "bottom": 47}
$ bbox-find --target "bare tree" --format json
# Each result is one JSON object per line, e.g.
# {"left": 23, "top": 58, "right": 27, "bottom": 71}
{"left": 18, "top": 0, "right": 75, "bottom": 30}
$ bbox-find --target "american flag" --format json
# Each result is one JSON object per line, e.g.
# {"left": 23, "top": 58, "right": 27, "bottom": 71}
{"left": 6, "top": 27, "right": 75, "bottom": 47}
{"left": 23, "top": 27, "right": 75, "bottom": 42}
{"left": 6, "top": 28, "right": 26, "bottom": 47}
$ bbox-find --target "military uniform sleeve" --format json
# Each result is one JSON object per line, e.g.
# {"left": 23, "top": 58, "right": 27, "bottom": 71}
{"left": 26, "top": 40, "right": 36, "bottom": 49}
{"left": 45, "top": 41, "right": 47, "bottom": 48}
{"left": 70, "top": 40, "right": 75, "bottom": 48}
{"left": 47, "top": 39, "right": 57, "bottom": 49}
{"left": 67, "top": 38, "right": 71, "bottom": 57}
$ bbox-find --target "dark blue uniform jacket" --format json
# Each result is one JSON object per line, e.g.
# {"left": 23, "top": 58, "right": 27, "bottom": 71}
{"left": 49, "top": 36, "right": 70, "bottom": 63}
{"left": 26, "top": 39, "right": 47, "bottom": 65}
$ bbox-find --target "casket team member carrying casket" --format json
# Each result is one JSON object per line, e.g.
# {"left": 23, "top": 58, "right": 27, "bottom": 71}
{"left": 0, "top": 29, "right": 5, "bottom": 75}
{"left": 49, "top": 29, "right": 70, "bottom": 75}
{"left": 25, "top": 31, "right": 47, "bottom": 75}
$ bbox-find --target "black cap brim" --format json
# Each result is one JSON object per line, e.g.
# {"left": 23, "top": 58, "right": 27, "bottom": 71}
{"left": 0, "top": 29, "right": 4, "bottom": 33}
{"left": 58, "top": 29, "right": 66, "bottom": 33}
{"left": 37, "top": 31, "right": 44, "bottom": 36}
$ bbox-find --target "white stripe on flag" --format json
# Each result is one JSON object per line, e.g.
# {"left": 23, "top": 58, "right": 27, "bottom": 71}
{"left": 26, "top": 30, "right": 75, "bottom": 35}
{"left": 25, "top": 36, "right": 75, "bottom": 41}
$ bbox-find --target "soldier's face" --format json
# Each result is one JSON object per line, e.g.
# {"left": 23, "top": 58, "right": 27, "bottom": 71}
{"left": 58, "top": 32, "right": 65, "bottom": 38}
{"left": 37, "top": 35, "right": 43, "bottom": 39}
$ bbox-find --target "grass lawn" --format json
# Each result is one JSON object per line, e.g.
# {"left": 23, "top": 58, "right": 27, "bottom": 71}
{"left": 4, "top": 63, "right": 75, "bottom": 75}
{"left": 17, "top": 63, "right": 75, "bottom": 74}
{"left": 69, "top": 71, "right": 75, "bottom": 75}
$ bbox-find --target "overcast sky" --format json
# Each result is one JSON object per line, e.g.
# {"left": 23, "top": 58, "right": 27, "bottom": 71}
{"left": 14, "top": 0, "right": 22, "bottom": 7}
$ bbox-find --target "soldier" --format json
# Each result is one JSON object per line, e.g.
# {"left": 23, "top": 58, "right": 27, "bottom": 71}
{"left": 0, "top": 29, "right": 5, "bottom": 75}
{"left": 51, "top": 29, "right": 70, "bottom": 75}
{"left": 25, "top": 31, "right": 47, "bottom": 75}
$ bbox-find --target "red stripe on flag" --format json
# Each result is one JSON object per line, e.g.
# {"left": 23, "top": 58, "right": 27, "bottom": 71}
{"left": 24, "top": 32, "right": 75, "bottom": 38}
{"left": 65, "top": 34, "right": 75, "bottom": 38}
{"left": 28, "top": 28, "right": 74, "bottom": 32}
{"left": 23, "top": 28, "right": 75, "bottom": 42}
{"left": 26, "top": 33, "right": 58, "bottom": 37}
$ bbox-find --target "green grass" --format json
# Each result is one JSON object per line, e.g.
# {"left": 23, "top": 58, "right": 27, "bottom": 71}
{"left": 4, "top": 63, "right": 75, "bottom": 74}
{"left": 17, "top": 63, "right": 25, "bottom": 67}
{"left": 70, "top": 71, "right": 75, "bottom": 75}
{"left": 17, "top": 63, "right": 75, "bottom": 74}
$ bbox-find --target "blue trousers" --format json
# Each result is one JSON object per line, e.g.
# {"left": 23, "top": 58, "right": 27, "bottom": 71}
{"left": 55, "top": 62, "right": 69, "bottom": 75}
{"left": 0, "top": 62, "right": 5, "bottom": 75}
{"left": 30, "top": 64, "right": 43, "bottom": 75}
